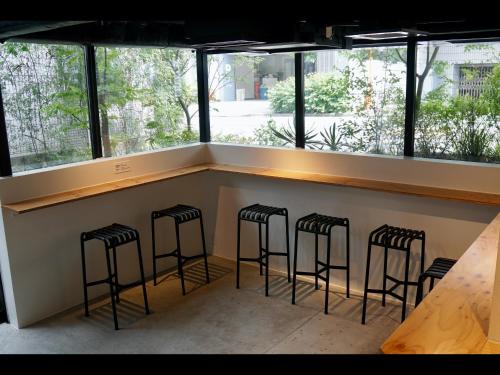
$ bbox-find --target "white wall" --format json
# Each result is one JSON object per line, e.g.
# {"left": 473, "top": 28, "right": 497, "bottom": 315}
{"left": 208, "top": 144, "right": 500, "bottom": 304}
{"left": 0, "top": 142, "right": 498, "bottom": 328}
{"left": 0, "top": 144, "right": 218, "bottom": 328}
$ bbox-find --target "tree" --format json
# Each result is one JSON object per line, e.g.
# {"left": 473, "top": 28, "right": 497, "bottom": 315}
{"left": 394, "top": 43, "right": 440, "bottom": 112}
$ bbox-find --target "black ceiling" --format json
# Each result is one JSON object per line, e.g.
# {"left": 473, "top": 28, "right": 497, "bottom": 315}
{"left": 0, "top": 15, "right": 499, "bottom": 52}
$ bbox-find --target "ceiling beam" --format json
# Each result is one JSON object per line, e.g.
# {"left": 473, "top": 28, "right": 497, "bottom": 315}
{"left": 0, "top": 21, "right": 93, "bottom": 40}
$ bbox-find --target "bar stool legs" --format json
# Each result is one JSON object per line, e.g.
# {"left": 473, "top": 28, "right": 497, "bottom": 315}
{"left": 80, "top": 233, "right": 89, "bottom": 317}
{"left": 345, "top": 221, "right": 350, "bottom": 298}
{"left": 292, "top": 226, "right": 299, "bottom": 305}
{"left": 236, "top": 215, "right": 241, "bottom": 289}
{"left": 151, "top": 205, "right": 210, "bottom": 295}
{"left": 236, "top": 204, "right": 290, "bottom": 296}
{"left": 151, "top": 215, "right": 158, "bottom": 286}
{"left": 175, "top": 221, "right": 186, "bottom": 295}
{"left": 105, "top": 247, "right": 119, "bottom": 330}
{"left": 361, "top": 225, "right": 425, "bottom": 325}
{"left": 324, "top": 234, "right": 332, "bottom": 314}
{"left": 285, "top": 210, "right": 291, "bottom": 283}
{"left": 361, "top": 242, "right": 372, "bottom": 325}
{"left": 265, "top": 219, "right": 270, "bottom": 296}
{"left": 258, "top": 223, "right": 263, "bottom": 276}
{"left": 112, "top": 247, "right": 120, "bottom": 303}
{"left": 401, "top": 249, "right": 411, "bottom": 322}
{"left": 200, "top": 212, "right": 210, "bottom": 285}
{"left": 135, "top": 234, "right": 150, "bottom": 315}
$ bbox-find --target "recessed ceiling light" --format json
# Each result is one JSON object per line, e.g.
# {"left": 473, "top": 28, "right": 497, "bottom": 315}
{"left": 348, "top": 31, "right": 409, "bottom": 40}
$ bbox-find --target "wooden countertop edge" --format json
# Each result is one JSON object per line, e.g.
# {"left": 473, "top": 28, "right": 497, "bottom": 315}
{"left": 208, "top": 164, "right": 500, "bottom": 206}
{"left": 3, "top": 163, "right": 500, "bottom": 214}
{"left": 2, "top": 164, "right": 210, "bottom": 214}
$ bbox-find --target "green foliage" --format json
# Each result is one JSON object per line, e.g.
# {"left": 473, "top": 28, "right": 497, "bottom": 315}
{"left": 266, "top": 77, "right": 295, "bottom": 113}
{"left": 267, "top": 118, "right": 322, "bottom": 149}
{"left": 320, "top": 123, "right": 343, "bottom": 151}
{"left": 415, "top": 86, "right": 454, "bottom": 157}
{"left": 252, "top": 119, "right": 283, "bottom": 147}
{"left": 212, "top": 133, "right": 254, "bottom": 145}
{"left": 267, "top": 72, "right": 351, "bottom": 114}
{"left": 448, "top": 95, "right": 496, "bottom": 161}
{"left": 319, "top": 122, "right": 362, "bottom": 152}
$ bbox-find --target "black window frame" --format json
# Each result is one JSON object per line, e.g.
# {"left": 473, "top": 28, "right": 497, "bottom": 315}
{"left": 1, "top": 34, "right": 499, "bottom": 177}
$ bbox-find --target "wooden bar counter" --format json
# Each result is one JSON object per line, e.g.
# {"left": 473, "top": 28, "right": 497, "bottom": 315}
{"left": 381, "top": 212, "right": 500, "bottom": 354}
{"left": 3, "top": 163, "right": 500, "bottom": 214}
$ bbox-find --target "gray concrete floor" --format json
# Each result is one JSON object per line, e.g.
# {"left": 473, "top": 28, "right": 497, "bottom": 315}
{"left": 0, "top": 256, "right": 402, "bottom": 354}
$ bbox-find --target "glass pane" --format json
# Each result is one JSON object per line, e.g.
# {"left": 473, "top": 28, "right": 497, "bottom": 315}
{"left": 415, "top": 41, "right": 500, "bottom": 163}
{"left": 96, "top": 47, "right": 199, "bottom": 157}
{"left": 304, "top": 47, "right": 407, "bottom": 155}
{"left": 209, "top": 53, "right": 295, "bottom": 147}
{"left": 0, "top": 42, "right": 91, "bottom": 173}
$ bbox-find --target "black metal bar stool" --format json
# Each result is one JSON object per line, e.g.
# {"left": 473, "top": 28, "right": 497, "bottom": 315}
{"left": 151, "top": 204, "right": 210, "bottom": 295}
{"left": 292, "top": 213, "right": 350, "bottom": 314}
{"left": 80, "top": 223, "right": 150, "bottom": 330}
{"left": 236, "top": 203, "right": 290, "bottom": 296}
{"left": 361, "top": 224, "right": 425, "bottom": 324}
{"left": 415, "top": 257, "right": 456, "bottom": 307}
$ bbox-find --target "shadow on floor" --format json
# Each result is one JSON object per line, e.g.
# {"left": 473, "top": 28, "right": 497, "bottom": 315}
{"left": 80, "top": 299, "right": 149, "bottom": 330}
{"left": 252, "top": 274, "right": 407, "bottom": 325}
{"left": 254, "top": 275, "right": 317, "bottom": 303}
{"left": 155, "top": 261, "right": 233, "bottom": 293}
{"left": 81, "top": 261, "right": 234, "bottom": 329}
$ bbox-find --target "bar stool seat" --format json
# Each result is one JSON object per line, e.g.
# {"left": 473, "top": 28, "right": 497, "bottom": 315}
{"left": 151, "top": 204, "right": 210, "bottom": 295}
{"left": 415, "top": 257, "right": 456, "bottom": 306}
{"left": 152, "top": 204, "right": 202, "bottom": 223}
{"left": 80, "top": 223, "right": 150, "bottom": 330}
{"left": 239, "top": 204, "right": 286, "bottom": 223}
{"left": 236, "top": 203, "right": 291, "bottom": 296}
{"left": 83, "top": 223, "right": 139, "bottom": 247}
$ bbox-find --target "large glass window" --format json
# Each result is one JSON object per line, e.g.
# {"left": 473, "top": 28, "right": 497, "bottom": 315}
{"left": 414, "top": 41, "right": 499, "bottom": 163}
{"left": 96, "top": 47, "right": 199, "bottom": 157}
{"left": 208, "top": 52, "right": 295, "bottom": 147}
{"left": 0, "top": 42, "right": 91, "bottom": 173}
{"left": 302, "top": 47, "right": 407, "bottom": 155}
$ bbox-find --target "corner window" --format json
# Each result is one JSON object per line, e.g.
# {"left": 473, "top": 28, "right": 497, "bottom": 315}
{"left": 0, "top": 42, "right": 91, "bottom": 173}
{"left": 95, "top": 47, "right": 199, "bottom": 157}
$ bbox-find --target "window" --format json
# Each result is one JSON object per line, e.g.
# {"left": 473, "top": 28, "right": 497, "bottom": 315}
{"left": 208, "top": 52, "right": 295, "bottom": 147}
{"left": 458, "top": 64, "right": 493, "bottom": 98}
{"left": 96, "top": 47, "right": 199, "bottom": 157}
{"left": 302, "top": 47, "right": 407, "bottom": 155}
{"left": 414, "top": 41, "right": 500, "bottom": 163}
{"left": 0, "top": 42, "right": 91, "bottom": 173}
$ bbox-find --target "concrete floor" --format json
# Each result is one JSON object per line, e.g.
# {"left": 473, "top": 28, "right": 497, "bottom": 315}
{"left": 0, "top": 256, "right": 402, "bottom": 354}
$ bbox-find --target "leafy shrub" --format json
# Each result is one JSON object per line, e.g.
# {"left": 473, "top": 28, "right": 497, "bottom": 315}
{"left": 267, "top": 72, "right": 351, "bottom": 114}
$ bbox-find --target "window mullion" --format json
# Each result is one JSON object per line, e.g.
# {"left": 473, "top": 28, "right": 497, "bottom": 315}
{"left": 0, "top": 85, "right": 13, "bottom": 177}
{"left": 197, "top": 50, "right": 210, "bottom": 143}
{"left": 404, "top": 36, "right": 417, "bottom": 157}
{"left": 84, "top": 44, "right": 103, "bottom": 159}
{"left": 295, "top": 53, "right": 305, "bottom": 148}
